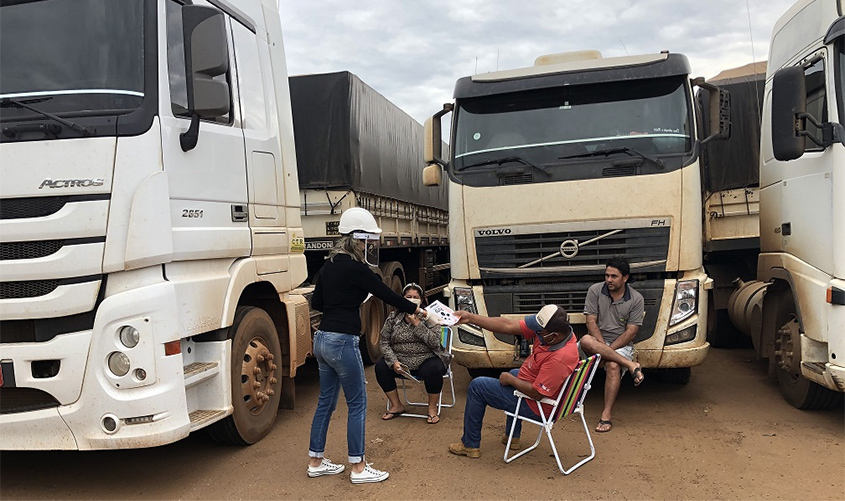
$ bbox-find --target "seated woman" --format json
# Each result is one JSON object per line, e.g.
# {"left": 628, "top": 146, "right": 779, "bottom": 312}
{"left": 374, "top": 283, "right": 451, "bottom": 424}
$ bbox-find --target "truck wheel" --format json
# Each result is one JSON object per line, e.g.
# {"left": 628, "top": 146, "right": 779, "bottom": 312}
{"left": 658, "top": 367, "right": 691, "bottom": 385}
{"left": 359, "top": 299, "right": 385, "bottom": 365}
{"left": 360, "top": 263, "right": 404, "bottom": 364}
{"left": 208, "top": 306, "right": 282, "bottom": 445}
{"left": 773, "top": 298, "right": 843, "bottom": 409}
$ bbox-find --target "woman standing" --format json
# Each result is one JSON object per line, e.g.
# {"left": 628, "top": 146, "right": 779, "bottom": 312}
{"left": 375, "top": 283, "right": 451, "bottom": 424}
{"left": 306, "top": 208, "right": 429, "bottom": 484}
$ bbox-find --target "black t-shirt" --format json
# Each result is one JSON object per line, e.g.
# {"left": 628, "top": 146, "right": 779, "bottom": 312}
{"left": 311, "top": 254, "right": 417, "bottom": 335}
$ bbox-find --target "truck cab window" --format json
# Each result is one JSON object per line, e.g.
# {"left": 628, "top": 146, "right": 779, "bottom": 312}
{"left": 165, "top": 0, "right": 231, "bottom": 125}
{"left": 804, "top": 57, "right": 826, "bottom": 151}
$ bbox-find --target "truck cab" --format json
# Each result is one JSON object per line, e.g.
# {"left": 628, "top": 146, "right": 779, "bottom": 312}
{"left": 0, "top": 0, "right": 310, "bottom": 449}
{"left": 424, "top": 51, "right": 727, "bottom": 381}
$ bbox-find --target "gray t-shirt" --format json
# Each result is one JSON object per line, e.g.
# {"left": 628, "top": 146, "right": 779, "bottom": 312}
{"left": 583, "top": 282, "right": 645, "bottom": 346}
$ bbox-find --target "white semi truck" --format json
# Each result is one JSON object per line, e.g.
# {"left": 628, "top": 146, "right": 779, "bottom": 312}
{"left": 0, "top": 0, "right": 313, "bottom": 449}
{"left": 423, "top": 50, "right": 729, "bottom": 381}
{"left": 724, "top": 0, "right": 844, "bottom": 409}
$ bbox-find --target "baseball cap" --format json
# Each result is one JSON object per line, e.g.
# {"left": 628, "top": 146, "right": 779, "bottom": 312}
{"left": 523, "top": 305, "right": 570, "bottom": 334}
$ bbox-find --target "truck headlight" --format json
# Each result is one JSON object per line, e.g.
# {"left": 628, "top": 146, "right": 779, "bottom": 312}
{"left": 119, "top": 325, "right": 140, "bottom": 348}
{"left": 453, "top": 287, "right": 477, "bottom": 314}
{"left": 670, "top": 279, "right": 699, "bottom": 326}
{"left": 107, "top": 352, "right": 131, "bottom": 377}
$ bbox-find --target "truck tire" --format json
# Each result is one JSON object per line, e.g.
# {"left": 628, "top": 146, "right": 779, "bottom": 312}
{"left": 658, "top": 367, "right": 691, "bottom": 385}
{"left": 208, "top": 306, "right": 283, "bottom": 445}
{"left": 772, "top": 295, "right": 843, "bottom": 410}
{"left": 360, "top": 263, "right": 404, "bottom": 364}
{"left": 359, "top": 299, "right": 384, "bottom": 365}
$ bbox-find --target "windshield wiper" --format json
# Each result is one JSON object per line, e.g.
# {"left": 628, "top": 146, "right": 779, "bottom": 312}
{"left": 1, "top": 97, "right": 94, "bottom": 136}
{"left": 559, "top": 146, "right": 664, "bottom": 169}
{"left": 459, "top": 156, "right": 550, "bottom": 175}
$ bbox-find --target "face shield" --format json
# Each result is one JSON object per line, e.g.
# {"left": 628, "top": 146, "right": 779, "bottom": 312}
{"left": 352, "top": 232, "right": 380, "bottom": 267}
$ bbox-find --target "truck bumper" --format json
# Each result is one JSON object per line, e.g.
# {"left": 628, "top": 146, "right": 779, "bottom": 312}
{"left": 0, "top": 281, "right": 193, "bottom": 450}
{"left": 636, "top": 341, "right": 710, "bottom": 368}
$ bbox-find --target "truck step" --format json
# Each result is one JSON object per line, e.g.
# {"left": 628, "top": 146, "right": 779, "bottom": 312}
{"left": 183, "top": 362, "right": 219, "bottom": 388}
{"left": 188, "top": 409, "right": 227, "bottom": 430}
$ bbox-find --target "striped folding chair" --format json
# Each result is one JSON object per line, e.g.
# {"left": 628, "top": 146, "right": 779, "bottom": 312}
{"left": 394, "top": 326, "right": 456, "bottom": 418}
{"left": 503, "top": 354, "right": 601, "bottom": 474}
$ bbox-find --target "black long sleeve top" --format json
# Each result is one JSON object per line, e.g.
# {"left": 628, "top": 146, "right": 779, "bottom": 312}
{"left": 311, "top": 254, "right": 417, "bottom": 335}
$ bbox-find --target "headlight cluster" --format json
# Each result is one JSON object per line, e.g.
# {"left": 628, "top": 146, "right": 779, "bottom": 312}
{"left": 107, "top": 324, "right": 143, "bottom": 379}
{"left": 453, "top": 287, "right": 477, "bottom": 314}
{"left": 670, "top": 279, "right": 699, "bottom": 326}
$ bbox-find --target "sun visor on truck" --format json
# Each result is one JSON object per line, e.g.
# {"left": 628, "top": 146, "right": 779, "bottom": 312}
{"left": 289, "top": 71, "right": 448, "bottom": 211}
{"left": 454, "top": 53, "right": 691, "bottom": 99}
{"left": 698, "top": 64, "right": 766, "bottom": 192}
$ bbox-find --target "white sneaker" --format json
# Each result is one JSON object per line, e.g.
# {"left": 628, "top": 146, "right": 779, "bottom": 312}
{"left": 349, "top": 463, "right": 389, "bottom": 484}
{"left": 307, "top": 458, "right": 345, "bottom": 478}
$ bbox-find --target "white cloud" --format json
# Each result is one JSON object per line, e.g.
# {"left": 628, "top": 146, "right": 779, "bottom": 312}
{"left": 279, "top": 0, "right": 797, "bottom": 125}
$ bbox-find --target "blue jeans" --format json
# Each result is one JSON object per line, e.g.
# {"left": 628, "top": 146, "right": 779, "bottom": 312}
{"left": 461, "top": 369, "right": 542, "bottom": 449}
{"left": 308, "top": 331, "right": 367, "bottom": 464}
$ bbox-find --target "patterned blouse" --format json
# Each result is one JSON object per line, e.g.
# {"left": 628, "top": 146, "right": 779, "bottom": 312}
{"left": 379, "top": 310, "right": 452, "bottom": 370}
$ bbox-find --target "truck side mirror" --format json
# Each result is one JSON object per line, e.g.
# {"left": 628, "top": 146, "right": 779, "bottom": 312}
{"left": 422, "top": 164, "right": 442, "bottom": 186}
{"left": 180, "top": 5, "right": 230, "bottom": 151}
{"left": 771, "top": 66, "right": 807, "bottom": 161}
{"left": 694, "top": 77, "right": 731, "bottom": 145}
{"left": 424, "top": 116, "right": 442, "bottom": 164}
{"left": 424, "top": 103, "right": 453, "bottom": 164}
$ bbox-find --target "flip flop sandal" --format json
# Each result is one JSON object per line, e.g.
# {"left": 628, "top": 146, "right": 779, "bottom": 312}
{"left": 426, "top": 414, "right": 440, "bottom": 425}
{"left": 381, "top": 410, "right": 404, "bottom": 420}
{"left": 596, "top": 419, "right": 612, "bottom": 432}
{"left": 632, "top": 366, "right": 645, "bottom": 386}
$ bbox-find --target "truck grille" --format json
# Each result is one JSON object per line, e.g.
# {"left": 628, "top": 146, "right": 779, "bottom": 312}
{"left": 475, "top": 226, "right": 670, "bottom": 277}
{"left": 483, "top": 278, "right": 664, "bottom": 343}
{"left": 0, "top": 240, "right": 64, "bottom": 260}
{"left": 0, "top": 196, "right": 71, "bottom": 219}
{"left": 0, "top": 194, "right": 109, "bottom": 220}
{"left": 0, "top": 279, "right": 59, "bottom": 299}
{"left": 0, "top": 237, "right": 105, "bottom": 261}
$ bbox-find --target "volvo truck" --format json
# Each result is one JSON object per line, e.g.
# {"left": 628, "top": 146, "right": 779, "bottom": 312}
{"left": 0, "top": 0, "right": 313, "bottom": 449}
{"left": 423, "top": 50, "right": 729, "bottom": 381}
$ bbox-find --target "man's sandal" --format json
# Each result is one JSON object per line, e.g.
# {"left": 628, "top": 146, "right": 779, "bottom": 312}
{"left": 426, "top": 414, "right": 440, "bottom": 425}
{"left": 632, "top": 366, "right": 645, "bottom": 386}
{"left": 596, "top": 419, "right": 612, "bottom": 432}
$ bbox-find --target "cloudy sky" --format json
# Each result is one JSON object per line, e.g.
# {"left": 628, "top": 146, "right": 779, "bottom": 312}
{"left": 278, "top": 0, "right": 796, "bottom": 125}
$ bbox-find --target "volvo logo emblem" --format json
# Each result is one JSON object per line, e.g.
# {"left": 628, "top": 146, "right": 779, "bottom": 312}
{"left": 559, "top": 239, "right": 579, "bottom": 258}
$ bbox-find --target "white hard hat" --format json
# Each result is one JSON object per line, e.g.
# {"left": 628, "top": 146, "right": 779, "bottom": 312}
{"left": 338, "top": 207, "right": 382, "bottom": 235}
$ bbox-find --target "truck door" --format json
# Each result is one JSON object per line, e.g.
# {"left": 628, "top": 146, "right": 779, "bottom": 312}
{"left": 231, "top": 22, "right": 289, "bottom": 275}
{"left": 776, "top": 57, "right": 834, "bottom": 275}
{"left": 160, "top": 1, "right": 250, "bottom": 262}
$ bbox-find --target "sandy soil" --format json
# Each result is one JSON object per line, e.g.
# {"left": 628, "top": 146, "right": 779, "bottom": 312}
{"left": 1, "top": 347, "right": 842, "bottom": 500}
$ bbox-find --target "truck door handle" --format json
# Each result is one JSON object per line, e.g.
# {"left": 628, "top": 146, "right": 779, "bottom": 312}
{"left": 781, "top": 222, "right": 791, "bottom": 235}
{"left": 232, "top": 205, "right": 248, "bottom": 222}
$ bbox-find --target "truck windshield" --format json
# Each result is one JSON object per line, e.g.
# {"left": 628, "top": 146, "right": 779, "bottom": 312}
{"left": 0, "top": 0, "right": 145, "bottom": 119}
{"left": 453, "top": 77, "right": 692, "bottom": 171}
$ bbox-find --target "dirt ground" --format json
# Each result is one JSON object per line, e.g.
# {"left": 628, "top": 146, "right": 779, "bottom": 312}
{"left": 1, "top": 347, "right": 843, "bottom": 500}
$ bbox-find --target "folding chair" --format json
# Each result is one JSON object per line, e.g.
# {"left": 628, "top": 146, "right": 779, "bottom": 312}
{"left": 503, "top": 354, "right": 601, "bottom": 474}
{"left": 392, "top": 326, "right": 456, "bottom": 419}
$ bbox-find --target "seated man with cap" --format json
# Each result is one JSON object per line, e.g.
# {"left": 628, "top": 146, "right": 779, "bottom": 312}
{"left": 448, "top": 305, "right": 578, "bottom": 459}
{"left": 448, "top": 304, "right": 643, "bottom": 459}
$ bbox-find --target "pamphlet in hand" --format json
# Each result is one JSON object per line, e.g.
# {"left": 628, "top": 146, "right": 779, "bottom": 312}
{"left": 425, "top": 300, "right": 458, "bottom": 326}
{"left": 396, "top": 363, "right": 420, "bottom": 382}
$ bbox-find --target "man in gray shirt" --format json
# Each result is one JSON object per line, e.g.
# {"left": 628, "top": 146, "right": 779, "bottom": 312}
{"left": 584, "top": 257, "right": 645, "bottom": 433}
